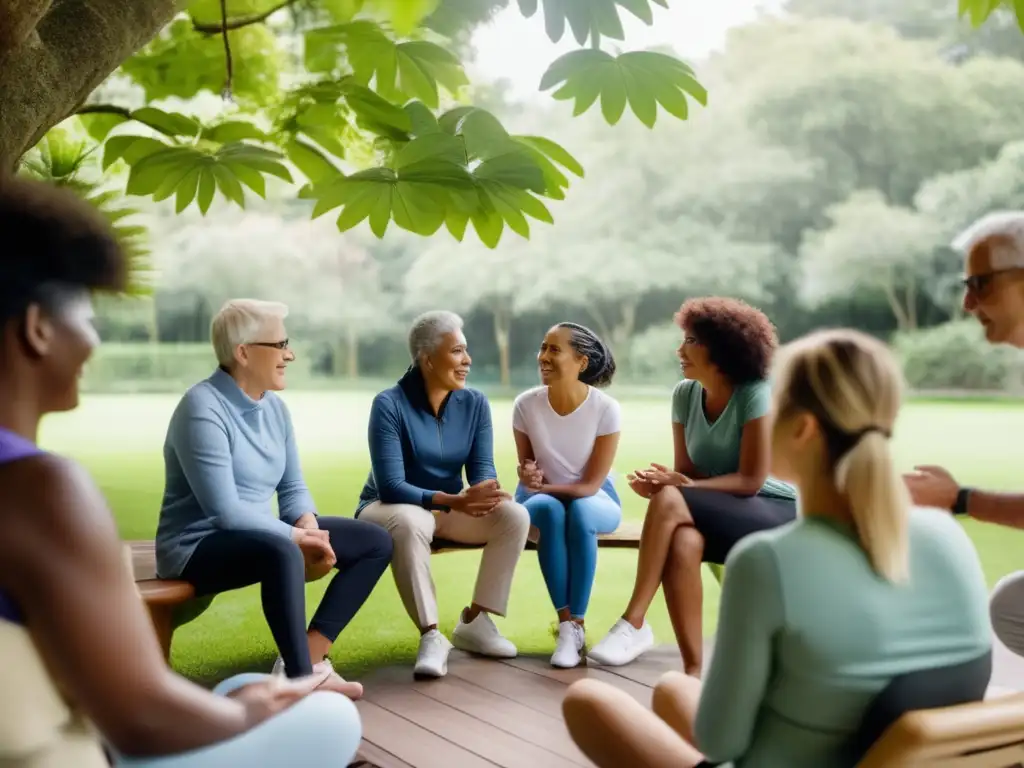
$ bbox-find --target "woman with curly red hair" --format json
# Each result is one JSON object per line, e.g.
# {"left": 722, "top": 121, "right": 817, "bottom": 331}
{"left": 589, "top": 297, "right": 797, "bottom": 675}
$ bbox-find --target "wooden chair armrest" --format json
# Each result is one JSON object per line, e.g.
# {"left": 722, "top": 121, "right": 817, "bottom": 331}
{"left": 858, "top": 694, "right": 1024, "bottom": 767}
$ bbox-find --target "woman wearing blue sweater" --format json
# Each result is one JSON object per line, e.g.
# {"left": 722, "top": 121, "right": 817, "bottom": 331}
{"left": 358, "top": 311, "right": 531, "bottom": 680}
{"left": 156, "top": 299, "right": 393, "bottom": 681}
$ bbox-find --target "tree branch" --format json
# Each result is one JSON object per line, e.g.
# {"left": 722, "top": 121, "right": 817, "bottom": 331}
{"left": 0, "top": 0, "right": 180, "bottom": 171}
{"left": 218, "top": 0, "right": 233, "bottom": 98}
{"left": 0, "top": 0, "right": 54, "bottom": 54}
{"left": 191, "top": 0, "right": 299, "bottom": 34}
{"left": 77, "top": 104, "right": 133, "bottom": 118}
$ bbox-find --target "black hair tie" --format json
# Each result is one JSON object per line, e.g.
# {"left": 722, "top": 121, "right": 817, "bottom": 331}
{"left": 857, "top": 425, "right": 892, "bottom": 440}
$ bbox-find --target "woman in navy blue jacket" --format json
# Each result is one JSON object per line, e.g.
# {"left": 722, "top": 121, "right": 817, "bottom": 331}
{"left": 358, "top": 310, "right": 531, "bottom": 680}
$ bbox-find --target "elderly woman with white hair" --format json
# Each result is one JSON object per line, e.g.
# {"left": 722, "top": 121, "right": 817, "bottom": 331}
{"left": 155, "top": 299, "right": 393, "bottom": 681}
{"left": 357, "top": 310, "right": 531, "bottom": 679}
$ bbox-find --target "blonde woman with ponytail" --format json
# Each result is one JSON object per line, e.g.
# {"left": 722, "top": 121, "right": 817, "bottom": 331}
{"left": 562, "top": 329, "right": 992, "bottom": 768}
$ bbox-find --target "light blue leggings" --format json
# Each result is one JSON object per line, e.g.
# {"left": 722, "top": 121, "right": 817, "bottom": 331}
{"left": 519, "top": 488, "right": 622, "bottom": 619}
{"left": 114, "top": 673, "right": 361, "bottom": 767}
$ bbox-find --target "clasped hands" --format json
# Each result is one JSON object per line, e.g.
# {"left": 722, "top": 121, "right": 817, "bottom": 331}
{"left": 451, "top": 478, "right": 511, "bottom": 517}
{"left": 626, "top": 463, "right": 692, "bottom": 498}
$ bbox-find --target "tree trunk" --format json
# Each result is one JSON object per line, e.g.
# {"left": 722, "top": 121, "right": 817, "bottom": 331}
{"left": 346, "top": 324, "right": 359, "bottom": 379}
{"left": 610, "top": 300, "right": 637, "bottom": 375}
{"left": 493, "top": 305, "right": 511, "bottom": 387}
{"left": 147, "top": 296, "right": 160, "bottom": 343}
{"left": 879, "top": 273, "right": 910, "bottom": 332}
{"left": 0, "top": 0, "right": 179, "bottom": 171}
{"left": 905, "top": 278, "right": 918, "bottom": 331}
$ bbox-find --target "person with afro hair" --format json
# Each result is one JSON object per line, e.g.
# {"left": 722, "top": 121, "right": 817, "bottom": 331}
{"left": 588, "top": 297, "right": 797, "bottom": 676}
{"left": 0, "top": 177, "right": 363, "bottom": 767}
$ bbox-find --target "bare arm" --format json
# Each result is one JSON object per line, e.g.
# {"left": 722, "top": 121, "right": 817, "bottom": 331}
{"left": 541, "top": 432, "right": 621, "bottom": 499}
{"left": 688, "top": 416, "right": 769, "bottom": 497}
{"left": 967, "top": 492, "right": 1024, "bottom": 529}
{"left": 513, "top": 427, "right": 536, "bottom": 465}
{"left": 672, "top": 421, "right": 700, "bottom": 478}
{"left": 0, "top": 456, "right": 250, "bottom": 757}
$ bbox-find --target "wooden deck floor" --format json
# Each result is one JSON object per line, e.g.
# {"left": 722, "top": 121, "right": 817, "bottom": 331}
{"left": 350, "top": 639, "right": 1024, "bottom": 768}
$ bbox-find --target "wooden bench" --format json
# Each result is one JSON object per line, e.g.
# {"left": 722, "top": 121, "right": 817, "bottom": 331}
{"left": 858, "top": 692, "right": 1024, "bottom": 766}
{"left": 127, "top": 527, "right": 725, "bottom": 660}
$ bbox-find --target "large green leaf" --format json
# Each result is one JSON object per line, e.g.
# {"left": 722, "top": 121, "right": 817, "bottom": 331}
{"left": 305, "top": 20, "right": 467, "bottom": 108}
{"left": 540, "top": 49, "right": 707, "bottom": 126}
{"left": 298, "top": 128, "right": 557, "bottom": 247}
{"left": 300, "top": 133, "right": 473, "bottom": 237}
{"left": 515, "top": 134, "right": 584, "bottom": 192}
{"left": 958, "top": 0, "right": 1012, "bottom": 28}
{"left": 517, "top": 0, "right": 668, "bottom": 45}
{"left": 119, "top": 140, "right": 293, "bottom": 213}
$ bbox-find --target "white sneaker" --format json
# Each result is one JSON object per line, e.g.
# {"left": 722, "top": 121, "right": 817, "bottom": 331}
{"left": 551, "top": 621, "right": 586, "bottom": 668}
{"left": 414, "top": 629, "right": 453, "bottom": 679}
{"left": 587, "top": 618, "right": 655, "bottom": 666}
{"left": 452, "top": 611, "right": 518, "bottom": 658}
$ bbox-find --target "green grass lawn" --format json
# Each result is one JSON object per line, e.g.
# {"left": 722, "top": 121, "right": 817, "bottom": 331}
{"left": 38, "top": 391, "right": 1024, "bottom": 684}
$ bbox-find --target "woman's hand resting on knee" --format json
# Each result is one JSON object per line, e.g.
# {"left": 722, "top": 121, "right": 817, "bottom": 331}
{"left": 448, "top": 478, "right": 511, "bottom": 517}
{"left": 637, "top": 464, "right": 692, "bottom": 489}
{"left": 292, "top": 528, "right": 336, "bottom": 581}
{"left": 226, "top": 664, "right": 364, "bottom": 728}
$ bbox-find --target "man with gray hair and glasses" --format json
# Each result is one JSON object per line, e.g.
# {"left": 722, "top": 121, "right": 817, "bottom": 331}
{"left": 905, "top": 211, "right": 1024, "bottom": 660}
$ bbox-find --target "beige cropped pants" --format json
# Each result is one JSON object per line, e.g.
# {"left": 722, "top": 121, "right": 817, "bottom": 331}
{"left": 358, "top": 499, "right": 530, "bottom": 630}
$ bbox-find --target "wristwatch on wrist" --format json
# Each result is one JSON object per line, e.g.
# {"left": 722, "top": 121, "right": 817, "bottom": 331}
{"left": 952, "top": 487, "right": 973, "bottom": 517}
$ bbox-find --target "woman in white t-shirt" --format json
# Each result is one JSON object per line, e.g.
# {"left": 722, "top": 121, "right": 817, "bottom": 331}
{"left": 513, "top": 322, "right": 622, "bottom": 668}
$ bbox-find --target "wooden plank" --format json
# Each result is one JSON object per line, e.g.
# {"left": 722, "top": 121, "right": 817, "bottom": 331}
{"left": 365, "top": 684, "right": 575, "bottom": 768}
{"left": 500, "top": 655, "right": 653, "bottom": 708}
{"left": 446, "top": 653, "right": 570, "bottom": 718}
{"left": 356, "top": 699, "right": 493, "bottom": 768}
{"left": 433, "top": 522, "right": 641, "bottom": 554}
{"left": 369, "top": 668, "right": 588, "bottom": 766}
{"left": 352, "top": 741, "right": 414, "bottom": 768}
{"left": 588, "top": 644, "right": 693, "bottom": 688}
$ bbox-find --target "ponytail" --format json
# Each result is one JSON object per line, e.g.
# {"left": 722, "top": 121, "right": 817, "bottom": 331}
{"left": 835, "top": 431, "right": 910, "bottom": 583}
{"left": 776, "top": 330, "right": 910, "bottom": 584}
{"left": 558, "top": 322, "right": 616, "bottom": 388}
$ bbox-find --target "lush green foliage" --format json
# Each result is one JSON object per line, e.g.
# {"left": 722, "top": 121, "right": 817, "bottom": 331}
{"left": 33, "top": 0, "right": 707, "bottom": 249}
{"left": 960, "top": 0, "right": 1024, "bottom": 30}
{"left": 894, "top": 320, "right": 1022, "bottom": 390}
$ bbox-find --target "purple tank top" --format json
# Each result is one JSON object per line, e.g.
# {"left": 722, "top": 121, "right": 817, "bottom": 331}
{"left": 0, "top": 427, "right": 43, "bottom": 624}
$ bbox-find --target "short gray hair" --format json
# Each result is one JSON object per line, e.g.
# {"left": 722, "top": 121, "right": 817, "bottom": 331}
{"left": 211, "top": 298, "right": 288, "bottom": 367}
{"left": 952, "top": 211, "right": 1024, "bottom": 270}
{"left": 408, "top": 310, "right": 463, "bottom": 363}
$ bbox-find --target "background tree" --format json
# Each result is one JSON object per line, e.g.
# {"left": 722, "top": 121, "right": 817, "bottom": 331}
{"left": 403, "top": 234, "right": 540, "bottom": 386}
{"left": 799, "top": 190, "right": 945, "bottom": 331}
{"left": 2, "top": 0, "right": 708, "bottom": 253}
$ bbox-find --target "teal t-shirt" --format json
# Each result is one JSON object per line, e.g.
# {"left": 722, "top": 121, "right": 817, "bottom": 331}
{"left": 671, "top": 378, "right": 796, "bottom": 500}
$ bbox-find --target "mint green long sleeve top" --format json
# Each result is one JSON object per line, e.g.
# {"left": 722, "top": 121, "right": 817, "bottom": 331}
{"left": 695, "top": 506, "right": 992, "bottom": 767}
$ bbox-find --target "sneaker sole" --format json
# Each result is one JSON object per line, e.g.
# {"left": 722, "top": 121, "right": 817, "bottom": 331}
{"left": 551, "top": 655, "right": 583, "bottom": 669}
{"left": 589, "top": 639, "right": 654, "bottom": 667}
{"left": 452, "top": 638, "right": 518, "bottom": 659}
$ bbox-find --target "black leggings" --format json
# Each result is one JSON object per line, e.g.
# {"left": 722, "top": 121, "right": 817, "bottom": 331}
{"left": 680, "top": 487, "right": 797, "bottom": 565}
{"left": 181, "top": 516, "right": 393, "bottom": 678}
